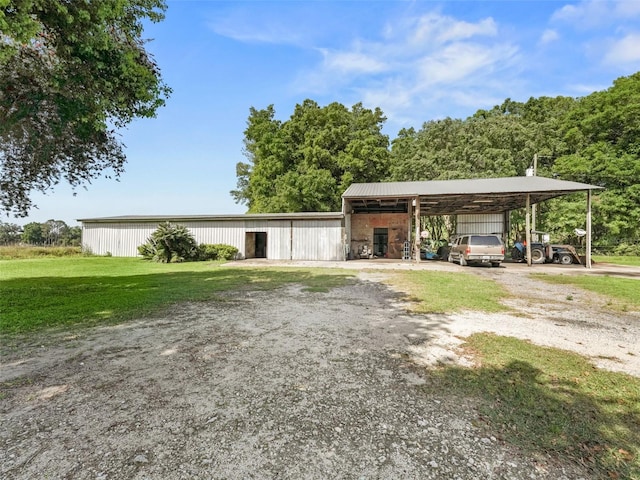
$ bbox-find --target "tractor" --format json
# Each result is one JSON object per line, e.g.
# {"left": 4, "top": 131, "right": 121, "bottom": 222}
{"left": 511, "top": 231, "right": 582, "bottom": 265}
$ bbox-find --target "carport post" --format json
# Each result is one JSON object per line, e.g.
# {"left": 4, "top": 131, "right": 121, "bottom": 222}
{"left": 586, "top": 189, "right": 592, "bottom": 269}
{"left": 525, "top": 193, "right": 532, "bottom": 267}
{"left": 414, "top": 196, "right": 421, "bottom": 263}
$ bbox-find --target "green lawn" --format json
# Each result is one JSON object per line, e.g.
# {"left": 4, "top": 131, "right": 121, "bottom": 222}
{"left": 532, "top": 273, "right": 640, "bottom": 311}
{"left": 0, "top": 257, "right": 355, "bottom": 335}
{"left": 429, "top": 333, "right": 640, "bottom": 479}
{"left": 387, "top": 269, "right": 510, "bottom": 313}
{"left": 593, "top": 255, "right": 640, "bottom": 267}
{"left": 3, "top": 256, "right": 639, "bottom": 478}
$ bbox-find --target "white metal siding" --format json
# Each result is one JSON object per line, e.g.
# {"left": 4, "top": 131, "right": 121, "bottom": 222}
{"left": 82, "top": 223, "right": 155, "bottom": 256}
{"left": 81, "top": 218, "right": 345, "bottom": 260}
{"left": 456, "top": 214, "right": 505, "bottom": 235}
{"left": 182, "top": 221, "right": 246, "bottom": 247}
{"left": 292, "top": 220, "right": 344, "bottom": 260}
{"left": 245, "top": 220, "right": 290, "bottom": 260}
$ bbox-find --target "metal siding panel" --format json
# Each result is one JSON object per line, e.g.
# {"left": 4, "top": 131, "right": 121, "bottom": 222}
{"left": 244, "top": 220, "right": 291, "bottom": 260}
{"left": 183, "top": 221, "right": 245, "bottom": 248}
{"left": 456, "top": 214, "right": 504, "bottom": 235}
{"left": 82, "top": 223, "right": 154, "bottom": 256}
{"left": 292, "top": 220, "right": 343, "bottom": 260}
{"left": 268, "top": 222, "right": 291, "bottom": 260}
{"left": 82, "top": 218, "right": 344, "bottom": 260}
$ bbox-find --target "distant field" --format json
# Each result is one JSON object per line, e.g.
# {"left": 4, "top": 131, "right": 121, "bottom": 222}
{"left": 0, "top": 245, "right": 83, "bottom": 260}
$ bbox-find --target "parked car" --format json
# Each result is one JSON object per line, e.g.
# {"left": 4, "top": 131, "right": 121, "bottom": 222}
{"left": 448, "top": 234, "right": 505, "bottom": 267}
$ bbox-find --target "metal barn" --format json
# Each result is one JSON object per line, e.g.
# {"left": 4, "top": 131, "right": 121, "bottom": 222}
{"left": 79, "top": 212, "right": 345, "bottom": 261}
{"left": 79, "top": 177, "right": 601, "bottom": 265}
{"left": 342, "top": 176, "right": 602, "bottom": 267}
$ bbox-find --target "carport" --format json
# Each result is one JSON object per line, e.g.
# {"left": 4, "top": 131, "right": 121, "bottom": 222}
{"left": 342, "top": 176, "right": 602, "bottom": 268}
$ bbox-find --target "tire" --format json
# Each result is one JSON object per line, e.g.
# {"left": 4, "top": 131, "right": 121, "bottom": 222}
{"left": 559, "top": 253, "right": 573, "bottom": 265}
{"left": 531, "top": 248, "right": 545, "bottom": 264}
{"left": 491, "top": 262, "right": 500, "bottom": 268}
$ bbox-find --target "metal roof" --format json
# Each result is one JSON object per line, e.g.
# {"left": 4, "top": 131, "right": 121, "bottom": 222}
{"left": 78, "top": 212, "right": 344, "bottom": 223}
{"left": 342, "top": 176, "right": 602, "bottom": 215}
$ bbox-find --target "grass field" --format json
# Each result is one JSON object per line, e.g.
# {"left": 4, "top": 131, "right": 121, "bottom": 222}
{"left": 0, "top": 257, "right": 355, "bottom": 335}
{"left": 532, "top": 273, "right": 640, "bottom": 311}
{"left": 3, "top": 255, "right": 638, "bottom": 478}
{"left": 387, "top": 269, "right": 510, "bottom": 313}
{"left": 430, "top": 333, "right": 640, "bottom": 479}
{"left": 593, "top": 255, "right": 640, "bottom": 267}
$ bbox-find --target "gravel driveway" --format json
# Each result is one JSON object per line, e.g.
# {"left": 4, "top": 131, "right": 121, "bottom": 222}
{"left": 1, "top": 262, "right": 638, "bottom": 479}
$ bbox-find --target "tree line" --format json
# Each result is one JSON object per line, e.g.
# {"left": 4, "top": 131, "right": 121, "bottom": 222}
{"left": 0, "top": 220, "right": 81, "bottom": 246}
{"left": 233, "top": 72, "right": 640, "bottom": 252}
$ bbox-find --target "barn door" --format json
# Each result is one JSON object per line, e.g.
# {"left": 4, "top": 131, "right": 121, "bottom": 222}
{"left": 255, "top": 232, "right": 267, "bottom": 258}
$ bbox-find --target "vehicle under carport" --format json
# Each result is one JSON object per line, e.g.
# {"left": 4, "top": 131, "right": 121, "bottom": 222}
{"left": 342, "top": 176, "right": 602, "bottom": 268}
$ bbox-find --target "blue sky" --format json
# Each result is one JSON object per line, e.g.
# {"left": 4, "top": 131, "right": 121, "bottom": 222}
{"left": 15, "top": 0, "right": 640, "bottom": 226}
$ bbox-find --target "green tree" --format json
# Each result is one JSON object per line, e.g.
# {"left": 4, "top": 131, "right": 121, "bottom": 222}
{"left": 22, "top": 222, "right": 44, "bottom": 245}
{"left": 548, "top": 72, "right": 640, "bottom": 245}
{"left": 63, "top": 226, "right": 82, "bottom": 246}
{"left": 232, "top": 100, "right": 390, "bottom": 212}
{"left": 0, "top": 0, "right": 171, "bottom": 217}
{"left": 41, "top": 219, "right": 69, "bottom": 245}
{"left": 0, "top": 221, "right": 22, "bottom": 244}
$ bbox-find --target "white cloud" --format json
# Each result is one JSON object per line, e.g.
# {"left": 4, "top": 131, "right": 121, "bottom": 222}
{"left": 318, "top": 48, "right": 388, "bottom": 75}
{"left": 604, "top": 32, "right": 640, "bottom": 65}
{"left": 551, "top": 0, "right": 640, "bottom": 28}
{"left": 614, "top": 0, "right": 640, "bottom": 17}
{"left": 409, "top": 13, "right": 497, "bottom": 45}
{"left": 416, "top": 42, "right": 515, "bottom": 87}
{"left": 209, "top": 19, "right": 303, "bottom": 45}
{"left": 292, "top": 10, "right": 518, "bottom": 125}
{"left": 540, "top": 29, "right": 560, "bottom": 45}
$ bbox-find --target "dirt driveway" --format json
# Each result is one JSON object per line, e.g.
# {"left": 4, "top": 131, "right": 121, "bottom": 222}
{"left": 1, "top": 262, "right": 638, "bottom": 479}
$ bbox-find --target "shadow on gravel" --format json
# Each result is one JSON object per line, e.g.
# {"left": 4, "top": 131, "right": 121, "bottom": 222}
{"left": 423, "top": 335, "right": 640, "bottom": 480}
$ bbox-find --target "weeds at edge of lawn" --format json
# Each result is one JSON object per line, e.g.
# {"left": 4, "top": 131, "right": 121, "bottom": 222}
{"left": 424, "top": 333, "right": 640, "bottom": 480}
{"left": 0, "top": 265, "right": 356, "bottom": 336}
{"left": 531, "top": 273, "right": 640, "bottom": 312}
{"left": 387, "top": 269, "right": 510, "bottom": 313}
{"left": 0, "top": 245, "right": 84, "bottom": 259}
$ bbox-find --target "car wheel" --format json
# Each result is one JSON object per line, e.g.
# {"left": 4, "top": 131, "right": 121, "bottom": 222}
{"left": 531, "top": 248, "right": 545, "bottom": 264}
{"left": 491, "top": 262, "right": 500, "bottom": 268}
{"left": 559, "top": 253, "right": 573, "bottom": 265}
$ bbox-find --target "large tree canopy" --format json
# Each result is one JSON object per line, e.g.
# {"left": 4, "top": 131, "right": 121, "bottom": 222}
{"left": 0, "top": 0, "right": 171, "bottom": 216}
{"left": 232, "top": 100, "right": 390, "bottom": 212}
{"left": 389, "top": 72, "right": 640, "bottom": 248}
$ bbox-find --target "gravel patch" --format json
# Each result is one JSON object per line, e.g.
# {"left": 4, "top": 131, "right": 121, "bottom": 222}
{"left": 403, "top": 264, "right": 640, "bottom": 377}
{"left": 2, "top": 261, "right": 637, "bottom": 479}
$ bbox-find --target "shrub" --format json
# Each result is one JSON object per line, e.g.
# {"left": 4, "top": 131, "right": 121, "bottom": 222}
{"left": 613, "top": 242, "right": 640, "bottom": 256}
{"left": 198, "top": 243, "right": 239, "bottom": 261}
{"left": 138, "top": 223, "right": 199, "bottom": 263}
